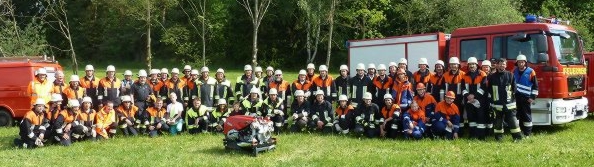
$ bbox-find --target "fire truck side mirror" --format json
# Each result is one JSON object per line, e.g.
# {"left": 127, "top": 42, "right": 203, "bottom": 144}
{"left": 538, "top": 53, "right": 549, "bottom": 63}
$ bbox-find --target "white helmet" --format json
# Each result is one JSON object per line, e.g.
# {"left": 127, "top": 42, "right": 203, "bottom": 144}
{"left": 255, "top": 66, "right": 263, "bottom": 73}
{"left": 161, "top": 68, "right": 169, "bottom": 74}
{"left": 517, "top": 54, "right": 527, "bottom": 62}
{"left": 34, "top": 98, "right": 46, "bottom": 106}
{"left": 106, "top": 65, "right": 116, "bottom": 72}
{"left": 184, "top": 65, "right": 192, "bottom": 71}
{"left": 363, "top": 92, "right": 373, "bottom": 100}
{"left": 449, "top": 57, "right": 460, "bottom": 64}
{"left": 356, "top": 63, "right": 365, "bottom": 70}
{"left": 150, "top": 69, "right": 160, "bottom": 75}
{"left": 307, "top": 63, "right": 315, "bottom": 69}
{"left": 377, "top": 64, "right": 387, "bottom": 71}
{"left": 250, "top": 87, "right": 260, "bottom": 94}
{"left": 367, "top": 63, "right": 376, "bottom": 69}
{"left": 200, "top": 67, "right": 209, "bottom": 73}
{"left": 121, "top": 95, "right": 132, "bottom": 102}
{"left": 36, "top": 68, "right": 47, "bottom": 76}
{"left": 138, "top": 70, "right": 148, "bottom": 77}
{"left": 51, "top": 94, "right": 63, "bottom": 102}
{"left": 383, "top": 94, "right": 393, "bottom": 100}
{"left": 70, "top": 75, "right": 80, "bottom": 82}
{"left": 266, "top": 66, "right": 274, "bottom": 71}
{"left": 338, "top": 95, "right": 348, "bottom": 101}
{"left": 85, "top": 65, "right": 94, "bottom": 71}
{"left": 339, "top": 65, "right": 348, "bottom": 71}
{"left": 218, "top": 99, "right": 227, "bottom": 105}
{"left": 389, "top": 62, "right": 397, "bottom": 67}
{"left": 435, "top": 60, "right": 445, "bottom": 67}
{"left": 468, "top": 57, "right": 478, "bottom": 64}
{"left": 69, "top": 100, "right": 80, "bottom": 107}
{"left": 244, "top": 65, "right": 252, "bottom": 71}
{"left": 217, "top": 68, "right": 225, "bottom": 74}
{"left": 315, "top": 90, "right": 325, "bottom": 96}
{"left": 190, "top": 69, "right": 199, "bottom": 75}
{"left": 124, "top": 70, "right": 132, "bottom": 76}
{"left": 82, "top": 97, "right": 92, "bottom": 103}
{"left": 319, "top": 65, "right": 328, "bottom": 71}
{"left": 299, "top": 70, "right": 307, "bottom": 75}
{"left": 171, "top": 68, "right": 180, "bottom": 74}
{"left": 418, "top": 58, "right": 428, "bottom": 65}
{"left": 398, "top": 58, "right": 408, "bottom": 65}
{"left": 274, "top": 70, "right": 282, "bottom": 75}
{"left": 481, "top": 60, "right": 492, "bottom": 67}
{"left": 295, "top": 90, "right": 305, "bottom": 97}
{"left": 269, "top": 88, "right": 278, "bottom": 95}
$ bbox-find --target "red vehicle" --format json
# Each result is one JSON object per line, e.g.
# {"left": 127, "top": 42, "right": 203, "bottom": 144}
{"left": 0, "top": 56, "right": 62, "bottom": 126}
{"left": 585, "top": 52, "right": 594, "bottom": 113}
{"left": 223, "top": 115, "right": 277, "bottom": 156}
{"left": 348, "top": 15, "right": 588, "bottom": 125}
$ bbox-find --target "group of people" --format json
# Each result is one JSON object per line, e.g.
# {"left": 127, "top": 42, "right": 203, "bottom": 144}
{"left": 16, "top": 54, "right": 538, "bottom": 148}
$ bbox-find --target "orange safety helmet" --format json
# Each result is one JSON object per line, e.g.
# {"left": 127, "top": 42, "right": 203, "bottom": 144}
{"left": 416, "top": 83, "right": 426, "bottom": 89}
{"left": 445, "top": 91, "right": 456, "bottom": 99}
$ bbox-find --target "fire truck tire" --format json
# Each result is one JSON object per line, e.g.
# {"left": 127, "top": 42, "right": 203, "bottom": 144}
{"left": 0, "top": 109, "right": 13, "bottom": 127}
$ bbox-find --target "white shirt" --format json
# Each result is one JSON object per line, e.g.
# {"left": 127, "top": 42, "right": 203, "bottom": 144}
{"left": 167, "top": 102, "right": 184, "bottom": 116}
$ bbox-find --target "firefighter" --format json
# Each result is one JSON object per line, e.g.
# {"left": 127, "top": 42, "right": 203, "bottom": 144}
{"left": 402, "top": 101, "right": 426, "bottom": 140}
{"left": 51, "top": 71, "right": 67, "bottom": 108}
{"left": 487, "top": 58, "right": 522, "bottom": 142}
{"left": 212, "top": 99, "right": 231, "bottom": 132}
{"left": 130, "top": 70, "right": 154, "bottom": 134}
{"left": 353, "top": 92, "right": 381, "bottom": 138}
{"left": 413, "top": 58, "right": 432, "bottom": 93}
{"left": 241, "top": 87, "right": 264, "bottom": 116}
{"left": 80, "top": 65, "right": 100, "bottom": 109}
{"left": 186, "top": 98, "right": 209, "bottom": 134}
{"left": 214, "top": 68, "right": 234, "bottom": 105}
{"left": 45, "top": 94, "right": 63, "bottom": 139}
{"left": 63, "top": 75, "right": 85, "bottom": 103}
{"left": 413, "top": 83, "right": 437, "bottom": 137}
{"left": 268, "top": 70, "right": 290, "bottom": 126}
{"left": 15, "top": 99, "right": 48, "bottom": 148}
{"left": 429, "top": 60, "right": 446, "bottom": 102}
{"left": 308, "top": 90, "right": 334, "bottom": 133}
{"left": 379, "top": 94, "right": 400, "bottom": 139}
{"left": 263, "top": 66, "right": 275, "bottom": 93}
{"left": 157, "top": 68, "right": 170, "bottom": 101}
{"left": 166, "top": 93, "right": 184, "bottom": 135}
{"left": 148, "top": 69, "right": 163, "bottom": 97}
{"left": 263, "top": 88, "right": 285, "bottom": 134}
{"left": 182, "top": 65, "right": 192, "bottom": 82}
{"left": 164, "top": 68, "right": 185, "bottom": 104}
{"left": 334, "top": 65, "right": 350, "bottom": 100}
{"left": 121, "top": 70, "right": 134, "bottom": 96}
{"left": 98, "top": 65, "right": 122, "bottom": 107}
{"left": 371, "top": 64, "right": 392, "bottom": 109}
{"left": 334, "top": 95, "right": 354, "bottom": 134}
{"left": 229, "top": 102, "right": 245, "bottom": 116}
{"left": 290, "top": 90, "right": 311, "bottom": 132}
{"left": 235, "top": 65, "right": 259, "bottom": 102}
{"left": 388, "top": 62, "right": 398, "bottom": 79}
{"left": 311, "top": 65, "right": 336, "bottom": 103}
{"left": 116, "top": 95, "right": 138, "bottom": 136}
{"left": 28, "top": 68, "right": 53, "bottom": 106}
{"left": 481, "top": 60, "right": 494, "bottom": 75}
{"left": 443, "top": 57, "right": 465, "bottom": 134}
{"left": 72, "top": 97, "right": 96, "bottom": 141}
{"left": 183, "top": 69, "right": 199, "bottom": 107}
{"left": 197, "top": 67, "right": 216, "bottom": 107}
{"left": 147, "top": 98, "right": 169, "bottom": 137}
{"left": 513, "top": 54, "right": 538, "bottom": 137}
{"left": 367, "top": 63, "right": 376, "bottom": 80}
{"left": 95, "top": 101, "right": 117, "bottom": 139}
{"left": 462, "top": 57, "right": 488, "bottom": 140}
{"left": 397, "top": 58, "right": 414, "bottom": 83}
{"left": 53, "top": 100, "right": 80, "bottom": 146}
{"left": 431, "top": 91, "right": 460, "bottom": 140}
{"left": 291, "top": 69, "right": 313, "bottom": 104}
{"left": 392, "top": 68, "right": 414, "bottom": 113}
{"left": 305, "top": 63, "right": 317, "bottom": 82}
{"left": 350, "top": 63, "right": 372, "bottom": 107}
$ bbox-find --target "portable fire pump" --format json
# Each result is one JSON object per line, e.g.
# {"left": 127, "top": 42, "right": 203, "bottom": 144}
{"left": 223, "top": 115, "right": 277, "bottom": 156}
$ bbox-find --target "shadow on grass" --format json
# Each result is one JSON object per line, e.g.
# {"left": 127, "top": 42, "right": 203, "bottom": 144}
{"left": 532, "top": 123, "right": 574, "bottom": 135}
{"left": 202, "top": 146, "right": 255, "bottom": 157}
{"left": 0, "top": 134, "right": 20, "bottom": 151}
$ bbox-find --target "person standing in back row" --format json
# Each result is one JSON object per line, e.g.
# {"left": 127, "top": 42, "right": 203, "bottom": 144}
{"left": 235, "top": 65, "right": 259, "bottom": 102}
{"left": 513, "top": 54, "right": 538, "bottom": 137}
{"left": 487, "top": 58, "right": 522, "bottom": 142}
{"left": 98, "top": 65, "right": 122, "bottom": 107}
{"left": 80, "top": 65, "right": 100, "bottom": 109}
{"left": 443, "top": 57, "right": 466, "bottom": 135}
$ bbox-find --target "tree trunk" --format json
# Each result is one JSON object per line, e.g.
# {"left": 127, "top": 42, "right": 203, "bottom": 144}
{"left": 202, "top": 0, "right": 206, "bottom": 67}
{"left": 325, "top": 0, "right": 336, "bottom": 66}
{"left": 306, "top": 16, "right": 311, "bottom": 64}
{"left": 252, "top": 24, "right": 259, "bottom": 67}
{"left": 146, "top": 0, "right": 152, "bottom": 70}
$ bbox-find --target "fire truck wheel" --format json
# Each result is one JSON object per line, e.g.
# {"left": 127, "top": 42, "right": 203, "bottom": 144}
{"left": 0, "top": 109, "right": 13, "bottom": 127}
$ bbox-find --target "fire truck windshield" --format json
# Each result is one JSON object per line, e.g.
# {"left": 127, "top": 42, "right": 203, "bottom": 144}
{"left": 552, "top": 30, "right": 583, "bottom": 65}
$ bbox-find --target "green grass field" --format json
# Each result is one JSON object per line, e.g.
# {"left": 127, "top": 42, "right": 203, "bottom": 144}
{"left": 3, "top": 66, "right": 594, "bottom": 166}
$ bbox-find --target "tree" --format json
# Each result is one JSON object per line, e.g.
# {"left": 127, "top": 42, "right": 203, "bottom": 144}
{"left": 44, "top": 0, "right": 79, "bottom": 74}
{"left": 325, "top": 0, "right": 337, "bottom": 66}
{"left": 180, "top": 0, "right": 208, "bottom": 67}
{"left": 297, "top": 0, "right": 325, "bottom": 64}
{"left": 236, "top": 0, "right": 272, "bottom": 67}
{"left": 0, "top": 0, "right": 47, "bottom": 57}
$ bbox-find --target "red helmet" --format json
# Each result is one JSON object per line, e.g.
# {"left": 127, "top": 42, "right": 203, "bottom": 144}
{"left": 416, "top": 83, "right": 426, "bottom": 89}
{"left": 446, "top": 91, "right": 456, "bottom": 99}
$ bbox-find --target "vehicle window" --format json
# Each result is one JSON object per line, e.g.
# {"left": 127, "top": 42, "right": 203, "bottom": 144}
{"left": 506, "top": 34, "right": 540, "bottom": 63}
{"left": 492, "top": 36, "right": 503, "bottom": 60}
{"left": 461, "top": 38, "right": 487, "bottom": 61}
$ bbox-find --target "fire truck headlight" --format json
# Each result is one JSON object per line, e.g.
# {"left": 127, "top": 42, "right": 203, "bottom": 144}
{"left": 555, "top": 107, "right": 567, "bottom": 114}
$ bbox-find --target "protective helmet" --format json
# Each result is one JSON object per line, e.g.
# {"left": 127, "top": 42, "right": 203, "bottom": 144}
{"left": 517, "top": 54, "right": 527, "bottom": 62}
{"left": 299, "top": 70, "right": 307, "bottom": 75}
{"left": 418, "top": 58, "right": 428, "bottom": 65}
{"left": 69, "top": 100, "right": 80, "bottom": 107}
{"left": 34, "top": 99, "right": 45, "bottom": 106}
{"left": 449, "top": 57, "right": 460, "bottom": 64}
{"left": 250, "top": 87, "right": 260, "bottom": 94}
{"left": 295, "top": 90, "right": 305, "bottom": 97}
{"left": 161, "top": 68, "right": 169, "bottom": 74}
{"left": 200, "top": 67, "right": 209, "bottom": 73}
{"left": 356, "top": 63, "right": 365, "bottom": 70}
{"left": 106, "top": 65, "right": 116, "bottom": 72}
{"left": 481, "top": 60, "right": 492, "bottom": 67}
{"left": 36, "top": 68, "right": 47, "bottom": 75}
{"left": 274, "top": 70, "right": 282, "bottom": 75}
{"left": 399, "top": 58, "right": 408, "bottom": 65}
{"left": 435, "top": 60, "right": 445, "bottom": 67}
{"left": 171, "top": 68, "right": 180, "bottom": 74}
{"left": 468, "top": 57, "right": 478, "bottom": 64}
{"left": 338, "top": 95, "right": 348, "bottom": 101}
{"left": 70, "top": 75, "right": 80, "bottom": 82}
{"left": 124, "top": 70, "right": 132, "bottom": 76}
{"left": 244, "top": 65, "right": 252, "bottom": 71}
{"left": 339, "top": 65, "right": 348, "bottom": 71}
{"left": 315, "top": 90, "right": 325, "bottom": 96}
{"left": 446, "top": 91, "right": 456, "bottom": 99}
{"left": 383, "top": 94, "right": 392, "bottom": 100}
{"left": 150, "top": 69, "right": 160, "bottom": 75}
{"left": 307, "top": 63, "right": 315, "bottom": 69}
{"left": 319, "top": 65, "right": 328, "bottom": 71}
{"left": 255, "top": 66, "right": 263, "bottom": 73}
{"left": 367, "top": 63, "right": 376, "bottom": 69}
{"left": 389, "top": 62, "right": 397, "bottom": 67}
{"left": 85, "top": 65, "right": 94, "bottom": 71}
{"left": 377, "top": 64, "right": 387, "bottom": 71}
{"left": 121, "top": 95, "right": 132, "bottom": 102}
{"left": 183, "top": 65, "right": 192, "bottom": 71}
{"left": 190, "top": 70, "right": 199, "bottom": 75}
{"left": 138, "top": 70, "right": 148, "bottom": 77}
{"left": 363, "top": 92, "right": 373, "bottom": 100}
{"left": 266, "top": 66, "right": 274, "bottom": 71}
{"left": 51, "top": 94, "right": 63, "bottom": 102}
{"left": 82, "top": 97, "right": 92, "bottom": 103}
{"left": 269, "top": 88, "right": 278, "bottom": 95}
{"left": 217, "top": 68, "right": 225, "bottom": 74}
{"left": 218, "top": 99, "right": 227, "bottom": 106}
